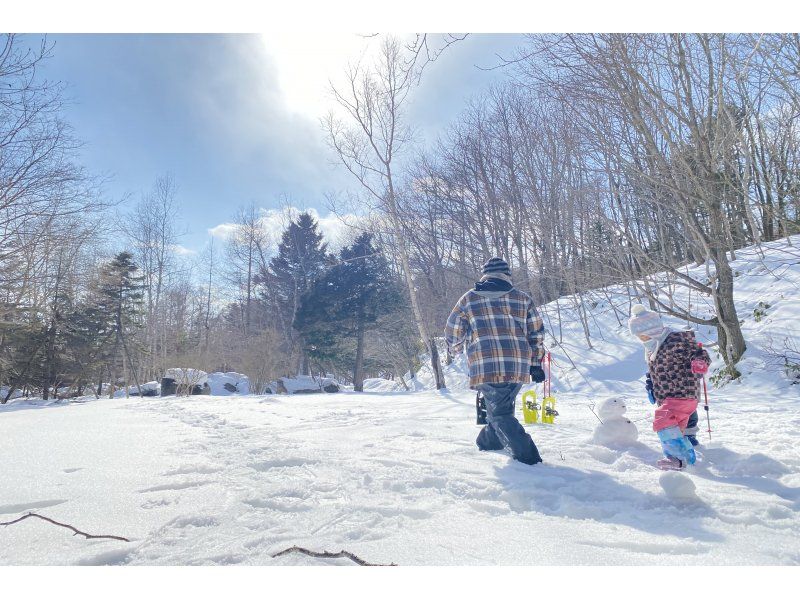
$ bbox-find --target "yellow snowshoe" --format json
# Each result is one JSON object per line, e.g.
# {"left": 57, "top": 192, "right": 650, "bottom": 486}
{"left": 541, "top": 395, "right": 558, "bottom": 424}
{"left": 521, "top": 389, "right": 539, "bottom": 424}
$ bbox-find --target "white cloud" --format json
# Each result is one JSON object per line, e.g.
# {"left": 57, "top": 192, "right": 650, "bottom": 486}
{"left": 207, "top": 222, "right": 240, "bottom": 240}
{"left": 207, "top": 206, "right": 362, "bottom": 251}
{"left": 171, "top": 244, "right": 198, "bottom": 256}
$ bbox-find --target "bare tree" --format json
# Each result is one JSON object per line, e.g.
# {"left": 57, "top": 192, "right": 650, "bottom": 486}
{"left": 514, "top": 34, "right": 772, "bottom": 373}
{"left": 125, "top": 174, "right": 181, "bottom": 380}
{"left": 1, "top": 34, "right": 109, "bottom": 398}
{"left": 325, "top": 36, "right": 448, "bottom": 388}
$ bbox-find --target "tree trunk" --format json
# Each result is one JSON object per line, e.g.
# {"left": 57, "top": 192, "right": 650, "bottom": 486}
{"left": 245, "top": 242, "right": 253, "bottom": 337}
{"left": 353, "top": 319, "right": 366, "bottom": 392}
{"left": 2, "top": 386, "right": 16, "bottom": 405}
{"left": 712, "top": 252, "right": 747, "bottom": 374}
{"left": 429, "top": 338, "right": 445, "bottom": 388}
{"left": 385, "top": 179, "right": 446, "bottom": 390}
{"left": 108, "top": 333, "right": 120, "bottom": 400}
{"left": 122, "top": 350, "right": 130, "bottom": 399}
{"left": 396, "top": 367, "right": 410, "bottom": 390}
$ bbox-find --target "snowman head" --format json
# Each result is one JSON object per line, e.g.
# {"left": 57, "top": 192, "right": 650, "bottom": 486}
{"left": 596, "top": 397, "right": 628, "bottom": 420}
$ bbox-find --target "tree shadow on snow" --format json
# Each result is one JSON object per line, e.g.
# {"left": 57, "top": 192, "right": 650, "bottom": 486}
{"left": 693, "top": 446, "right": 800, "bottom": 507}
{"left": 492, "top": 458, "right": 724, "bottom": 543}
{"left": 430, "top": 387, "right": 469, "bottom": 407}
{"left": 0, "top": 398, "right": 93, "bottom": 413}
{"left": 578, "top": 349, "right": 648, "bottom": 384}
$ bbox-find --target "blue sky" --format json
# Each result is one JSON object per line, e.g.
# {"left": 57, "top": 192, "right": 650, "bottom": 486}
{"left": 37, "top": 33, "right": 524, "bottom": 253}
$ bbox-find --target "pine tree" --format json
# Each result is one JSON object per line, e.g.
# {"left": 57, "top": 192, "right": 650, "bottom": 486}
{"left": 2, "top": 261, "right": 81, "bottom": 401}
{"left": 62, "top": 302, "right": 114, "bottom": 397}
{"left": 96, "top": 252, "right": 146, "bottom": 397}
{"left": 296, "top": 233, "right": 406, "bottom": 391}
{"left": 1, "top": 320, "right": 48, "bottom": 402}
{"left": 262, "top": 212, "right": 330, "bottom": 374}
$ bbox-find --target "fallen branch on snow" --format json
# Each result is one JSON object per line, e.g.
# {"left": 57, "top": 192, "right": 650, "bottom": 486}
{"left": 271, "top": 545, "right": 395, "bottom": 566}
{"left": 0, "top": 512, "right": 130, "bottom": 542}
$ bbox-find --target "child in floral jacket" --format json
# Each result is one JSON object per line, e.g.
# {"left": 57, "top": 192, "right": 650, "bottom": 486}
{"left": 629, "top": 305, "right": 711, "bottom": 470}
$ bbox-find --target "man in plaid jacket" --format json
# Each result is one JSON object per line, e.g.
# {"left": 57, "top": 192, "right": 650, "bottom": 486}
{"left": 444, "top": 257, "right": 546, "bottom": 465}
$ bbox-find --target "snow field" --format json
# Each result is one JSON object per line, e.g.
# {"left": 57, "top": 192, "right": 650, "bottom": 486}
{"left": 1, "top": 236, "right": 799, "bottom": 565}
{"left": 1, "top": 380, "right": 799, "bottom": 565}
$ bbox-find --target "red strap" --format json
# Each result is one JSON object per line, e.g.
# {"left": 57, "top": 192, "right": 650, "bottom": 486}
{"left": 544, "top": 352, "right": 551, "bottom": 396}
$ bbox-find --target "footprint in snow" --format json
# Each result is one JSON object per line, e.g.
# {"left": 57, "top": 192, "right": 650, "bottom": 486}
{"left": 162, "top": 464, "right": 223, "bottom": 476}
{"left": 167, "top": 515, "right": 219, "bottom": 528}
{"left": 141, "top": 497, "right": 173, "bottom": 510}
{"left": 248, "top": 458, "right": 318, "bottom": 471}
{"left": 137, "top": 480, "right": 213, "bottom": 493}
{"left": 0, "top": 499, "right": 69, "bottom": 514}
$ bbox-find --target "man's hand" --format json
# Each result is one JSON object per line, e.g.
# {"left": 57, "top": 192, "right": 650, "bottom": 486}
{"left": 530, "top": 365, "right": 545, "bottom": 383}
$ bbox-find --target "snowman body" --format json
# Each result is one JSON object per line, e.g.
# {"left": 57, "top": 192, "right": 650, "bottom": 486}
{"left": 592, "top": 398, "right": 639, "bottom": 446}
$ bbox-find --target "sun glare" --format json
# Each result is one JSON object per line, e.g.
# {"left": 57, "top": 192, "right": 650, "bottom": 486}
{"left": 259, "top": 33, "right": 382, "bottom": 119}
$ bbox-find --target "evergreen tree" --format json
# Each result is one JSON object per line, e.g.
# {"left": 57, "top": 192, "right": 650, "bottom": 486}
{"left": 2, "top": 262, "right": 84, "bottom": 401}
{"left": 296, "top": 233, "right": 406, "bottom": 391}
{"left": 96, "top": 252, "right": 146, "bottom": 397}
{"left": 261, "top": 212, "right": 330, "bottom": 374}
{"left": 62, "top": 302, "right": 115, "bottom": 397}
{"left": 1, "top": 319, "right": 48, "bottom": 402}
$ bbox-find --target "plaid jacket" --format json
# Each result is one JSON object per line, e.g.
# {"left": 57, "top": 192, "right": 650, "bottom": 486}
{"left": 445, "top": 287, "right": 546, "bottom": 388}
{"left": 649, "top": 330, "right": 710, "bottom": 405}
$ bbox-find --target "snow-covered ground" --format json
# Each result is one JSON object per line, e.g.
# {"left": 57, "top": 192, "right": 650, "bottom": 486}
{"left": 2, "top": 237, "right": 799, "bottom": 565}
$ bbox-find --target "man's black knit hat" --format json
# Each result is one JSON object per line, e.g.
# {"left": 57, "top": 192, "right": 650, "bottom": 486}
{"left": 482, "top": 257, "right": 511, "bottom": 277}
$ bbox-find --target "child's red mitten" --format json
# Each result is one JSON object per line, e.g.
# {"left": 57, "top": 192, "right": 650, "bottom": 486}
{"left": 691, "top": 359, "right": 708, "bottom": 375}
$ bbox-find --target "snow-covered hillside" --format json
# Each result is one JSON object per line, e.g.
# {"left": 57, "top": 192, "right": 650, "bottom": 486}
{"left": 1, "top": 236, "right": 799, "bottom": 565}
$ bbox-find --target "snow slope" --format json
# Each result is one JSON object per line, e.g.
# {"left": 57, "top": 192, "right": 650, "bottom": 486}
{"left": 1, "top": 236, "right": 799, "bottom": 565}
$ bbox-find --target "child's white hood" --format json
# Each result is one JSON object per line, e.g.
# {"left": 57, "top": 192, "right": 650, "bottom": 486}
{"left": 645, "top": 327, "right": 674, "bottom": 363}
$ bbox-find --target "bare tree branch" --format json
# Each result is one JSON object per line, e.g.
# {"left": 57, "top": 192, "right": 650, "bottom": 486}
{"left": 271, "top": 545, "right": 395, "bottom": 566}
{"left": 0, "top": 512, "right": 130, "bottom": 542}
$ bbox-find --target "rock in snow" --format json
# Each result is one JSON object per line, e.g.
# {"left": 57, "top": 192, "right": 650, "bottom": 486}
{"left": 163, "top": 368, "right": 208, "bottom": 386}
{"left": 115, "top": 381, "right": 160, "bottom": 397}
{"left": 207, "top": 372, "right": 250, "bottom": 395}
{"left": 269, "top": 375, "right": 339, "bottom": 394}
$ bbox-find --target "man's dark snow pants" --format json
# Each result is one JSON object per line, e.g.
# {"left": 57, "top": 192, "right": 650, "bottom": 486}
{"left": 476, "top": 382, "right": 542, "bottom": 465}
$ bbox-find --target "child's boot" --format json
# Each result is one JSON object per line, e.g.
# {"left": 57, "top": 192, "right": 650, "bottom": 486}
{"left": 657, "top": 425, "right": 696, "bottom": 467}
{"left": 657, "top": 456, "right": 685, "bottom": 470}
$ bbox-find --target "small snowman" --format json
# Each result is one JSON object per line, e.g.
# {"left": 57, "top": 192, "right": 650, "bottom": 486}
{"left": 592, "top": 397, "right": 639, "bottom": 446}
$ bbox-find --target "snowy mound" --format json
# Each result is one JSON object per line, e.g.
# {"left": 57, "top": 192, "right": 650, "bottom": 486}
{"left": 362, "top": 377, "right": 403, "bottom": 392}
{"left": 412, "top": 350, "right": 471, "bottom": 392}
{"left": 659, "top": 471, "right": 698, "bottom": 500}
{"left": 208, "top": 372, "right": 250, "bottom": 395}
{"left": 411, "top": 236, "right": 800, "bottom": 403}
